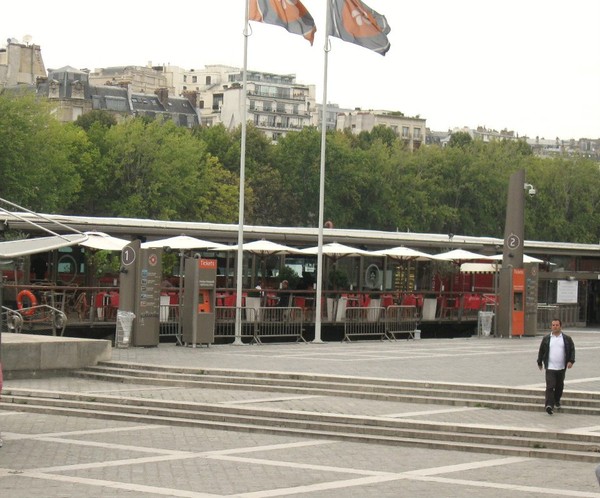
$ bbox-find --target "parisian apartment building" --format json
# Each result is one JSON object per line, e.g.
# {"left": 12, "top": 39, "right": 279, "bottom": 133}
{"left": 1, "top": 36, "right": 598, "bottom": 158}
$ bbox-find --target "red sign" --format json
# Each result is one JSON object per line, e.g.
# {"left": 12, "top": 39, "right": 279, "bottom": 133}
{"left": 198, "top": 259, "right": 217, "bottom": 269}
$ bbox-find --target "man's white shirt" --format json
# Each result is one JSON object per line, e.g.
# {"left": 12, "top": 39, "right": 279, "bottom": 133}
{"left": 548, "top": 333, "right": 566, "bottom": 370}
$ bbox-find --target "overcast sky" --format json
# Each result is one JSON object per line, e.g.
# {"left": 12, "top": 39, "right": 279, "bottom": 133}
{"left": 2, "top": 0, "right": 599, "bottom": 139}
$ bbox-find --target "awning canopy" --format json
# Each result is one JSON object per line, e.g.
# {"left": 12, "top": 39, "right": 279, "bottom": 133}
{"left": 460, "top": 262, "right": 501, "bottom": 273}
{"left": 80, "top": 231, "right": 129, "bottom": 251}
{"left": 0, "top": 234, "right": 88, "bottom": 258}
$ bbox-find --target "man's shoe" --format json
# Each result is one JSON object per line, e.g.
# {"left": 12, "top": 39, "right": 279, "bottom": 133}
{"left": 545, "top": 406, "right": 553, "bottom": 415}
{"left": 555, "top": 402, "right": 561, "bottom": 410}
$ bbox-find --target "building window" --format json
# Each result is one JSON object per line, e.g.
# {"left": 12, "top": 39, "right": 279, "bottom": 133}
{"left": 199, "top": 100, "right": 204, "bottom": 109}
{"left": 192, "top": 76, "right": 197, "bottom": 83}
{"left": 263, "top": 101, "right": 272, "bottom": 112}
{"left": 206, "top": 76, "right": 212, "bottom": 85}
{"left": 414, "top": 127, "right": 421, "bottom": 139}
{"left": 402, "top": 126, "right": 410, "bottom": 138}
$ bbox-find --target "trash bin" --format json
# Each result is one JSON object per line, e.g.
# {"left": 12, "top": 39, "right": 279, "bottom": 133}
{"left": 116, "top": 310, "right": 135, "bottom": 347}
{"left": 160, "top": 295, "right": 170, "bottom": 322}
{"left": 478, "top": 311, "right": 494, "bottom": 337}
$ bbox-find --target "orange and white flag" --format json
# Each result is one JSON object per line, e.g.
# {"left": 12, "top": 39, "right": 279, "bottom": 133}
{"left": 327, "top": 0, "right": 391, "bottom": 55}
{"left": 249, "top": 0, "right": 317, "bottom": 46}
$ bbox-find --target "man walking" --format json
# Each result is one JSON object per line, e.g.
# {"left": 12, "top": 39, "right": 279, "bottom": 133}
{"left": 537, "top": 318, "right": 575, "bottom": 415}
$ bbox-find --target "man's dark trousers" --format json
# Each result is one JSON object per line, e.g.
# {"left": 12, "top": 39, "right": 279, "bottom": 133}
{"left": 545, "top": 368, "right": 566, "bottom": 407}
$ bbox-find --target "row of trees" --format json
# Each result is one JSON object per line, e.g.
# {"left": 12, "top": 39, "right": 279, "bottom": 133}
{"left": 1, "top": 92, "right": 599, "bottom": 244}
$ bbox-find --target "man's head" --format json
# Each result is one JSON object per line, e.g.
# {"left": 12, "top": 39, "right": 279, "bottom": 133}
{"left": 551, "top": 318, "right": 562, "bottom": 334}
{"left": 281, "top": 280, "right": 289, "bottom": 289}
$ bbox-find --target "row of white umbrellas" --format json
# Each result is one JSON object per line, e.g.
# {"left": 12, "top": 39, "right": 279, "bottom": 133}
{"left": 79, "top": 232, "right": 545, "bottom": 264}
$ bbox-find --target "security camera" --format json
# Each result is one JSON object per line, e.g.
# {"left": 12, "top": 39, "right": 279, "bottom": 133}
{"left": 524, "top": 183, "right": 536, "bottom": 197}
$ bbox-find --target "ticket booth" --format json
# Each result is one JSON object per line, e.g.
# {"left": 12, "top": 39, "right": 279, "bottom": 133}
{"left": 182, "top": 257, "right": 216, "bottom": 346}
{"left": 511, "top": 268, "right": 525, "bottom": 336}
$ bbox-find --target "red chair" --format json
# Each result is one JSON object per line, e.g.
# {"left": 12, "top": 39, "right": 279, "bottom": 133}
{"left": 95, "top": 292, "right": 107, "bottom": 320}
{"left": 360, "top": 294, "right": 371, "bottom": 307}
{"left": 382, "top": 295, "right": 394, "bottom": 308}
{"left": 95, "top": 292, "right": 106, "bottom": 309}
{"left": 107, "top": 291, "right": 119, "bottom": 320}
{"left": 402, "top": 294, "right": 417, "bottom": 307}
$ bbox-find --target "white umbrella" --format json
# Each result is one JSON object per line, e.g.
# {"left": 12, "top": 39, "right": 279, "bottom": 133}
{"left": 371, "top": 246, "right": 434, "bottom": 261}
{"left": 221, "top": 239, "right": 302, "bottom": 290}
{"left": 432, "top": 248, "right": 492, "bottom": 262}
{"left": 223, "top": 239, "right": 302, "bottom": 255}
{"left": 141, "top": 235, "right": 228, "bottom": 251}
{"left": 489, "top": 253, "right": 547, "bottom": 264}
{"left": 300, "top": 242, "right": 371, "bottom": 258}
{"left": 80, "top": 231, "right": 129, "bottom": 251}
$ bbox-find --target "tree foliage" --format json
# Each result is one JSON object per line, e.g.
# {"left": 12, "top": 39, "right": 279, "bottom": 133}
{"left": 1, "top": 91, "right": 599, "bottom": 244}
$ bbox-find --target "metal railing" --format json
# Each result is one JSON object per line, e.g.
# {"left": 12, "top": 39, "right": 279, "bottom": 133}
{"left": 343, "top": 306, "right": 387, "bottom": 342}
{"left": 384, "top": 305, "right": 420, "bottom": 340}
{"left": 1, "top": 304, "right": 67, "bottom": 335}
{"left": 537, "top": 303, "right": 580, "bottom": 330}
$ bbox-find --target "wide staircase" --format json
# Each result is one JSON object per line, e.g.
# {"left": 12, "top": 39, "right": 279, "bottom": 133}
{"left": 2, "top": 362, "right": 600, "bottom": 462}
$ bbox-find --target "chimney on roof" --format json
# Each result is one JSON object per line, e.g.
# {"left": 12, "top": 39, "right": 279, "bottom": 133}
{"left": 155, "top": 87, "right": 169, "bottom": 107}
{"left": 182, "top": 90, "right": 198, "bottom": 108}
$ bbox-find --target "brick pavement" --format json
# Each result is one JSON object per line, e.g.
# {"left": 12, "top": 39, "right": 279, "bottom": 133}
{"left": 2, "top": 329, "right": 600, "bottom": 496}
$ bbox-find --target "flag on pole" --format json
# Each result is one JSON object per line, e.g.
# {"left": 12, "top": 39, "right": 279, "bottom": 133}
{"left": 327, "top": 0, "right": 391, "bottom": 55}
{"left": 249, "top": 0, "right": 317, "bottom": 45}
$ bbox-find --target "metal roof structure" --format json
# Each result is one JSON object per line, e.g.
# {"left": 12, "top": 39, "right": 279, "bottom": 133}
{"left": 2, "top": 211, "right": 599, "bottom": 258}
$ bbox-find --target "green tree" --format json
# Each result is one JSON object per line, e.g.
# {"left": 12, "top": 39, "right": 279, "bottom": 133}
{"left": 74, "top": 110, "right": 117, "bottom": 132}
{"left": 526, "top": 156, "right": 600, "bottom": 243}
{"left": 0, "top": 91, "right": 87, "bottom": 212}
{"left": 100, "top": 118, "right": 238, "bottom": 221}
{"left": 271, "top": 127, "right": 322, "bottom": 226}
{"left": 448, "top": 131, "right": 473, "bottom": 148}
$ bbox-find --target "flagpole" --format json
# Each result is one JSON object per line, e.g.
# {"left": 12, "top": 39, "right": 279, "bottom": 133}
{"left": 313, "top": 4, "right": 332, "bottom": 344}
{"left": 234, "top": 0, "right": 250, "bottom": 345}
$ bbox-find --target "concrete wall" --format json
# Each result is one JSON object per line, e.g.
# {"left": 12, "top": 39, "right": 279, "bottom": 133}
{"left": 1, "top": 334, "right": 111, "bottom": 378}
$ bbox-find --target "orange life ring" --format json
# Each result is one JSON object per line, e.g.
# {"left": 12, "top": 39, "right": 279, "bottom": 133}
{"left": 16, "top": 290, "right": 37, "bottom": 316}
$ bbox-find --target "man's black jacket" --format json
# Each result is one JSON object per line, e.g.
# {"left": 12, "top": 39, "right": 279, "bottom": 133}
{"left": 537, "top": 333, "right": 575, "bottom": 369}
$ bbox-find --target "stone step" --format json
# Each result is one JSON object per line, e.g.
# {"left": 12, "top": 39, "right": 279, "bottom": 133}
{"left": 2, "top": 389, "right": 600, "bottom": 462}
{"left": 72, "top": 366, "right": 600, "bottom": 415}
{"left": 95, "top": 361, "right": 600, "bottom": 401}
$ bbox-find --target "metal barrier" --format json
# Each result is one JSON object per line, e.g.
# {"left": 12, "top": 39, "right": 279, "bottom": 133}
{"left": 214, "top": 306, "right": 255, "bottom": 342}
{"left": 250, "top": 306, "right": 305, "bottom": 344}
{"left": 537, "top": 305, "right": 558, "bottom": 330}
{"left": 159, "top": 303, "right": 180, "bottom": 341}
{"left": 557, "top": 304, "right": 580, "bottom": 327}
{"left": 343, "top": 306, "right": 387, "bottom": 342}
{"left": 537, "top": 303, "right": 581, "bottom": 330}
{"left": 384, "top": 305, "right": 420, "bottom": 340}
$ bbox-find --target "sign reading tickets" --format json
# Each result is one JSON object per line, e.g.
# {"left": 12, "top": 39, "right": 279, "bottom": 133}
{"left": 557, "top": 280, "right": 578, "bottom": 304}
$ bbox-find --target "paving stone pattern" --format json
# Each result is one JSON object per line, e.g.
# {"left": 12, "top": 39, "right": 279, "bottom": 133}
{"left": 2, "top": 329, "right": 600, "bottom": 496}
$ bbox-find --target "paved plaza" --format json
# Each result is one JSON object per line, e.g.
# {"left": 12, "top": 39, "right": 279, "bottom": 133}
{"left": 2, "top": 329, "right": 600, "bottom": 497}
